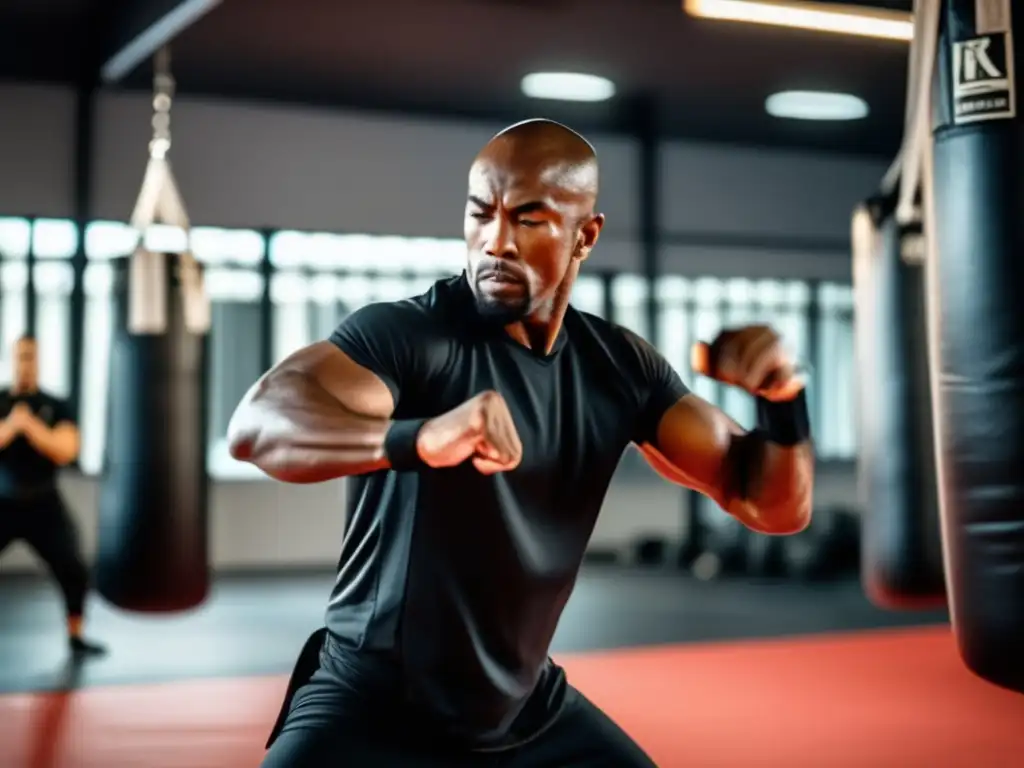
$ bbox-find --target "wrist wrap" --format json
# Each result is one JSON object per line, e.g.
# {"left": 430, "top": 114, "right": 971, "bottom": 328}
{"left": 384, "top": 418, "right": 430, "bottom": 471}
{"left": 755, "top": 390, "right": 811, "bottom": 447}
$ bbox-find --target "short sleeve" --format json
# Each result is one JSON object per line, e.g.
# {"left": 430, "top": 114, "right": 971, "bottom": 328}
{"left": 328, "top": 300, "right": 444, "bottom": 410}
{"left": 619, "top": 329, "right": 691, "bottom": 445}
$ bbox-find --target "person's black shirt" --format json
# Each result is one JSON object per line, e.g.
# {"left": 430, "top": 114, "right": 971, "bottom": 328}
{"left": 323, "top": 273, "right": 690, "bottom": 747}
{"left": 0, "top": 389, "right": 74, "bottom": 499}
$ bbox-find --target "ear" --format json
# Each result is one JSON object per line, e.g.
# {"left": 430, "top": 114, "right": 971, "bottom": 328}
{"left": 575, "top": 213, "right": 605, "bottom": 261}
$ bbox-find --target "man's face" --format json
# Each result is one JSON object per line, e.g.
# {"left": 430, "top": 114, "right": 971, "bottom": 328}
{"left": 463, "top": 157, "right": 586, "bottom": 323}
{"left": 14, "top": 338, "right": 37, "bottom": 390}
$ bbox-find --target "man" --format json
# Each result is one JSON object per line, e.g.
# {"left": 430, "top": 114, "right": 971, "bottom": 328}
{"left": 228, "top": 119, "right": 814, "bottom": 766}
{"left": 0, "top": 335, "right": 105, "bottom": 657}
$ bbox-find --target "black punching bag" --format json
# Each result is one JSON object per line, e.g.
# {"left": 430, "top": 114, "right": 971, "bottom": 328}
{"left": 852, "top": 197, "right": 945, "bottom": 610}
{"left": 928, "top": 0, "right": 1024, "bottom": 693}
{"left": 95, "top": 252, "right": 211, "bottom": 613}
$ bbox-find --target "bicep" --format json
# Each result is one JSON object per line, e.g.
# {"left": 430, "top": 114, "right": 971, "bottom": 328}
{"left": 320, "top": 300, "right": 437, "bottom": 416}
{"left": 52, "top": 421, "right": 80, "bottom": 442}
{"left": 51, "top": 399, "right": 78, "bottom": 429}
{"left": 260, "top": 299, "right": 431, "bottom": 420}
{"left": 49, "top": 421, "right": 80, "bottom": 463}
{"left": 49, "top": 400, "right": 81, "bottom": 446}
{"left": 638, "top": 393, "right": 742, "bottom": 503}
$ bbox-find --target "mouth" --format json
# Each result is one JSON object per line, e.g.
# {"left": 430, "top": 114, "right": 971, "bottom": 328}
{"left": 478, "top": 270, "right": 523, "bottom": 285}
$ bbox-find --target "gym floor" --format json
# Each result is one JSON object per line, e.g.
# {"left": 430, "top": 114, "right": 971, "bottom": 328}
{"left": 2, "top": 566, "right": 1022, "bottom": 767}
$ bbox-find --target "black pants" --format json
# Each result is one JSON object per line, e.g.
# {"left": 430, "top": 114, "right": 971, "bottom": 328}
{"left": 263, "top": 685, "right": 657, "bottom": 768}
{"left": 0, "top": 491, "right": 89, "bottom": 617}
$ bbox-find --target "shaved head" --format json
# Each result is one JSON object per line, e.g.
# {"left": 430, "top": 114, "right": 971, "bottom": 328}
{"left": 463, "top": 119, "right": 606, "bottom": 330}
{"left": 474, "top": 119, "right": 600, "bottom": 209}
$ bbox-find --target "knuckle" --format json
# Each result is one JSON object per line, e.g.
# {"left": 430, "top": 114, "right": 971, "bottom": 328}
{"left": 477, "top": 389, "right": 502, "bottom": 409}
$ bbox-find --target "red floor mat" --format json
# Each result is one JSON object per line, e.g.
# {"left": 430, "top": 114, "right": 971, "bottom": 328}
{"left": 1, "top": 626, "right": 1021, "bottom": 767}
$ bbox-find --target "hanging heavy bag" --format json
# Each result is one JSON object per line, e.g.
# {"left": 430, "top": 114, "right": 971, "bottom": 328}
{"left": 94, "top": 251, "right": 211, "bottom": 613}
{"left": 851, "top": 197, "right": 945, "bottom": 610}
{"left": 926, "top": 0, "right": 1024, "bottom": 693}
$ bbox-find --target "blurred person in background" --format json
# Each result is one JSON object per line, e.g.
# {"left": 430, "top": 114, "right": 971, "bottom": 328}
{"left": 0, "top": 335, "right": 106, "bottom": 657}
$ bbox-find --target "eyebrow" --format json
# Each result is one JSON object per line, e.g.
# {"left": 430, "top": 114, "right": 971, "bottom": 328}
{"left": 467, "top": 196, "right": 551, "bottom": 215}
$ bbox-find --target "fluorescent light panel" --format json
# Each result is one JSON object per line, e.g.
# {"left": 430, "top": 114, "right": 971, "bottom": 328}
{"left": 521, "top": 72, "right": 616, "bottom": 102}
{"left": 765, "top": 90, "right": 869, "bottom": 120}
{"left": 683, "top": 0, "right": 914, "bottom": 41}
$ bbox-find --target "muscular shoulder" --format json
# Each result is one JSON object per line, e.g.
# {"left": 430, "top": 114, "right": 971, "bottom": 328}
{"left": 328, "top": 276, "right": 465, "bottom": 408}
{"left": 33, "top": 391, "right": 75, "bottom": 425}
{"left": 0, "top": 388, "right": 66, "bottom": 409}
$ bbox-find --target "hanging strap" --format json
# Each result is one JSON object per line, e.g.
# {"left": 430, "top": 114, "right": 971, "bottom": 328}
{"left": 893, "top": 0, "right": 943, "bottom": 227}
{"left": 127, "top": 46, "right": 210, "bottom": 336}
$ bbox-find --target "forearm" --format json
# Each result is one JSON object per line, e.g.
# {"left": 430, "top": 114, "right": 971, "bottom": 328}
{"left": 227, "top": 369, "right": 394, "bottom": 484}
{"left": 0, "top": 422, "right": 16, "bottom": 450}
{"left": 20, "top": 423, "right": 78, "bottom": 465}
{"left": 724, "top": 435, "right": 814, "bottom": 534}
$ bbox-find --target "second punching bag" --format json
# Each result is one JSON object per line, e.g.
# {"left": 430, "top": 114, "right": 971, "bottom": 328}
{"left": 852, "top": 196, "right": 945, "bottom": 610}
{"left": 95, "top": 252, "right": 210, "bottom": 613}
{"left": 929, "top": 0, "right": 1024, "bottom": 692}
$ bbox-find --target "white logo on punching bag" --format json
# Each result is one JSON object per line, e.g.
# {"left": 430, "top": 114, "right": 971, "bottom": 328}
{"left": 952, "top": 30, "right": 1016, "bottom": 124}
{"left": 958, "top": 38, "right": 1003, "bottom": 86}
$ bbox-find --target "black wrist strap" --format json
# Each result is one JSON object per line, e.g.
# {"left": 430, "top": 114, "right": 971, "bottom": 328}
{"left": 755, "top": 389, "right": 811, "bottom": 447}
{"left": 384, "top": 418, "right": 430, "bottom": 472}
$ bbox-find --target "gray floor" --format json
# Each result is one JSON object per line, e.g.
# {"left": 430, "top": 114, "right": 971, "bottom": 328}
{"left": 0, "top": 567, "right": 948, "bottom": 694}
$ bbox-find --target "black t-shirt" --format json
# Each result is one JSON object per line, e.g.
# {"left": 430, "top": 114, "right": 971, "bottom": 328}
{"left": 0, "top": 388, "right": 75, "bottom": 498}
{"left": 324, "top": 274, "right": 689, "bottom": 746}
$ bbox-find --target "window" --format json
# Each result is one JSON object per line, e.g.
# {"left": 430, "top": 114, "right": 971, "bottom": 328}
{"left": 34, "top": 261, "right": 74, "bottom": 397}
{"left": 656, "top": 274, "right": 851, "bottom": 461}
{"left": 0, "top": 217, "right": 31, "bottom": 261}
{"left": 0, "top": 217, "right": 30, "bottom": 383}
{"left": 570, "top": 274, "right": 605, "bottom": 318}
{"left": 32, "top": 218, "right": 77, "bottom": 398}
{"left": 80, "top": 220, "right": 139, "bottom": 473}
{"left": 32, "top": 218, "right": 78, "bottom": 260}
{"left": 610, "top": 274, "right": 649, "bottom": 339}
{"left": 79, "top": 256, "right": 112, "bottom": 474}
{"left": 268, "top": 231, "right": 464, "bottom": 364}
{"left": 688, "top": 277, "right": 726, "bottom": 410}
{"left": 816, "top": 282, "right": 856, "bottom": 459}
{"left": 199, "top": 228, "right": 266, "bottom": 479}
{"left": 63, "top": 215, "right": 860, "bottom": 475}
{"left": 653, "top": 276, "right": 812, "bottom": 431}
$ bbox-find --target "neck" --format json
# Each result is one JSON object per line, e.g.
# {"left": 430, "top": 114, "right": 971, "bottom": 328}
{"left": 11, "top": 382, "right": 36, "bottom": 395}
{"left": 503, "top": 260, "right": 578, "bottom": 355}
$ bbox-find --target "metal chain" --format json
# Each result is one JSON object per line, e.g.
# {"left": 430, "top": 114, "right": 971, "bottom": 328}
{"left": 150, "top": 47, "right": 175, "bottom": 160}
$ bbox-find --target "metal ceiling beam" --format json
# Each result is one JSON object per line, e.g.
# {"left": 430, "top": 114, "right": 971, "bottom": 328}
{"left": 100, "top": 0, "right": 222, "bottom": 83}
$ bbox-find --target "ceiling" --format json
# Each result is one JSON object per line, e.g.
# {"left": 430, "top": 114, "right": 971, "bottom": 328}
{"left": 0, "top": 0, "right": 913, "bottom": 157}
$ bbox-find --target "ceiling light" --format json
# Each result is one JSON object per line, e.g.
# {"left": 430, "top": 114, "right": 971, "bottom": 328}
{"left": 766, "top": 90, "right": 869, "bottom": 121}
{"left": 683, "top": 0, "right": 914, "bottom": 42}
{"left": 520, "top": 72, "right": 616, "bottom": 102}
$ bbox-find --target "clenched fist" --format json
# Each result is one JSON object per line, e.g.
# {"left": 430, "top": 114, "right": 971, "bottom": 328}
{"left": 691, "top": 325, "right": 804, "bottom": 402}
{"left": 6, "top": 403, "right": 35, "bottom": 431}
{"left": 416, "top": 390, "right": 523, "bottom": 475}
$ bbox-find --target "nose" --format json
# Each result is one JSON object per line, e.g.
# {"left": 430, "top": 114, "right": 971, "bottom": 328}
{"left": 482, "top": 216, "right": 517, "bottom": 260}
